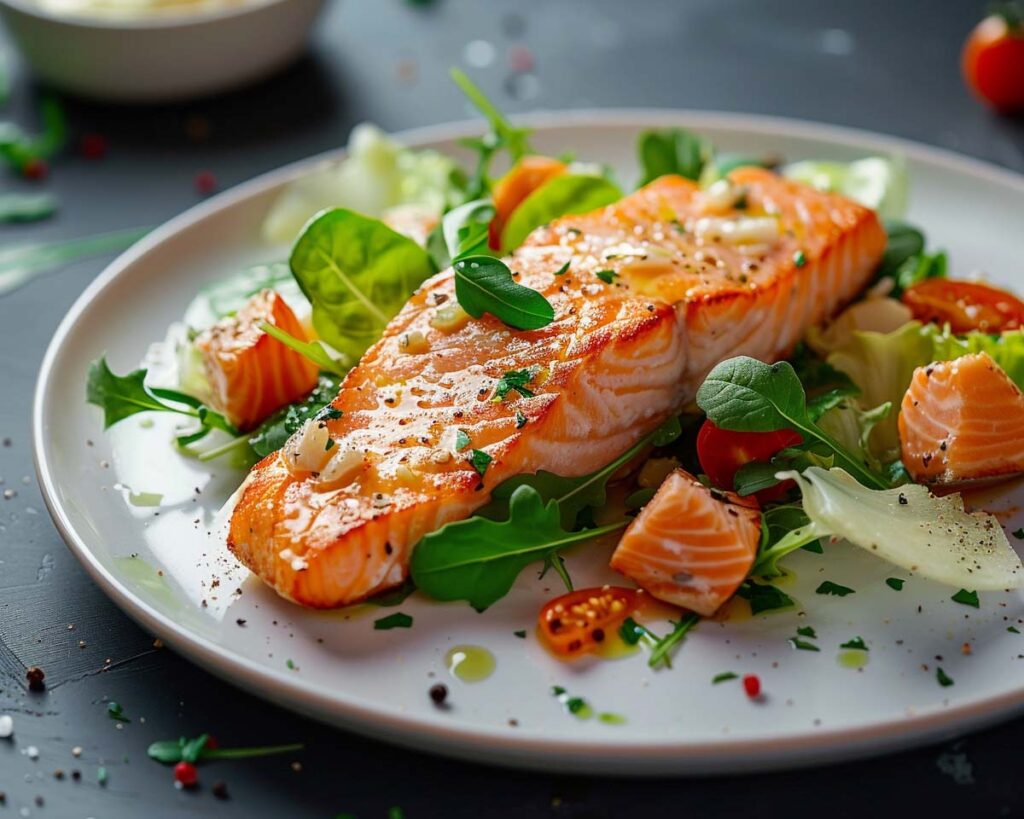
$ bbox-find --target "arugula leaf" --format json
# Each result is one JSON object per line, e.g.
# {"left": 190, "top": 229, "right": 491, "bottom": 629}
{"left": 87, "top": 357, "right": 197, "bottom": 429}
{"left": 435, "top": 198, "right": 498, "bottom": 268}
{"left": 147, "top": 735, "right": 302, "bottom": 764}
{"left": 493, "top": 368, "right": 536, "bottom": 400}
{"left": 410, "top": 484, "right": 627, "bottom": 610}
{"left": 289, "top": 208, "right": 437, "bottom": 362}
{"left": 696, "top": 356, "right": 888, "bottom": 489}
{"left": 259, "top": 322, "right": 349, "bottom": 376}
{"left": 0, "top": 192, "right": 56, "bottom": 223}
{"left": 500, "top": 174, "right": 622, "bottom": 251}
{"left": 736, "top": 579, "right": 794, "bottom": 614}
{"left": 816, "top": 580, "right": 855, "bottom": 597}
{"left": 618, "top": 617, "right": 648, "bottom": 645}
{"left": 647, "top": 614, "right": 699, "bottom": 669}
{"left": 453, "top": 255, "right": 554, "bottom": 330}
{"left": 788, "top": 636, "right": 820, "bottom": 652}
{"left": 636, "top": 127, "right": 710, "bottom": 185}
{"left": 484, "top": 415, "right": 682, "bottom": 528}
{"left": 951, "top": 589, "right": 979, "bottom": 608}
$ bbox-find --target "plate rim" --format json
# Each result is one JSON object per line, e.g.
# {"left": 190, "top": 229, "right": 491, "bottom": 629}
{"left": 32, "top": 109, "right": 1024, "bottom": 775}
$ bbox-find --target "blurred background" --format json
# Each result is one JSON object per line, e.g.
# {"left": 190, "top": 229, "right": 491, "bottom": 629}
{"left": 0, "top": 1, "right": 1023, "bottom": 816}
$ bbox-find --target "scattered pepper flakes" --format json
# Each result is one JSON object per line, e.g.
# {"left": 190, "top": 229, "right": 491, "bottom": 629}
{"left": 26, "top": 666, "right": 45, "bottom": 691}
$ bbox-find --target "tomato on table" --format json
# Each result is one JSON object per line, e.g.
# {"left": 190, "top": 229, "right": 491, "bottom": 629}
{"left": 962, "top": 7, "right": 1024, "bottom": 113}
{"left": 901, "top": 278, "right": 1024, "bottom": 333}
{"left": 538, "top": 586, "right": 640, "bottom": 658}
{"left": 696, "top": 420, "right": 802, "bottom": 504}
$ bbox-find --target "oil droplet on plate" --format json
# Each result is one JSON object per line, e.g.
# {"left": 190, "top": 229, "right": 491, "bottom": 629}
{"left": 445, "top": 645, "right": 495, "bottom": 683}
{"left": 128, "top": 491, "right": 163, "bottom": 507}
{"left": 838, "top": 650, "right": 869, "bottom": 669}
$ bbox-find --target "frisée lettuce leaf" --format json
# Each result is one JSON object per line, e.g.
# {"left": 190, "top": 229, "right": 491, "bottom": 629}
{"left": 754, "top": 467, "right": 1023, "bottom": 591}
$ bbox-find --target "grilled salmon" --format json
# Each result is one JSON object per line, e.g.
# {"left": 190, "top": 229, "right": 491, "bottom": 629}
{"left": 228, "top": 168, "right": 885, "bottom": 607}
{"left": 610, "top": 469, "right": 761, "bottom": 615}
{"left": 899, "top": 352, "right": 1024, "bottom": 484}
{"left": 196, "top": 289, "right": 319, "bottom": 431}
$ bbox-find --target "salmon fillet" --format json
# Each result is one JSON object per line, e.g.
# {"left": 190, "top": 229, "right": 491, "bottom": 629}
{"left": 899, "top": 352, "right": 1024, "bottom": 484}
{"left": 610, "top": 469, "right": 761, "bottom": 615}
{"left": 228, "top": 169, "right": 886, "bottom": 607}
{"left": 196, "top": 289, "right": 320, "bottom": 431}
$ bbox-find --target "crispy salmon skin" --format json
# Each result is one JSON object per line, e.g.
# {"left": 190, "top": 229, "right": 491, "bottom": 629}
{"left": 228, "top": 169, "right": 885, "bottom": 607}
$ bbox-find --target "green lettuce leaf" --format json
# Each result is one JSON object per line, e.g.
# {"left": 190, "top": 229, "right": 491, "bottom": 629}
{"left": 500, "top": 174, "right": 623, "bottom": 251}
{"left": 782, "top": 156, "right": 907, "bottom": 219}
{"left": 757, "top": 467, "right": 1023, "bottom": 590}
{"left": 289, "top": 208, "right": 437, "bottom": 361}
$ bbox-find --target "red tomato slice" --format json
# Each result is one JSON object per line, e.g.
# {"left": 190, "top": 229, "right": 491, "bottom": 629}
{"left": 538, "top": 586, "right": 639, "bottom": 658}
{"left": 901, "top": 279, "right": 1024, "bottom": 333}
{"left": 696, "top": 420, "right": 801, "bottom": 504}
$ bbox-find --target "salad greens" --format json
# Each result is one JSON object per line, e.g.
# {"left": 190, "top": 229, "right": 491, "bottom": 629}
{"left": 0, "top": 192, "right": 57, "bottom": 223}
{"left": 782, "top": 156, "right": 907, "bottom": 219}
{"left": 636, "top": 127, "right": 711, "bottom": 185}
{"left": 289, "top": 207, "right": 437, "bottom": 361}
{"left": 499, "top": 174, "right": 623, "bottom": 251}
{"left": 260, "top": 322, "right": 348, "bottom": 377}
{"left": 755, "top": 468, "right": 1023, "bottom": 590}
{"left": 453, "top": 255, "right": 555, "bottom": 330}
{"left": 410, "top": 484, "right": 627, "bottom": 610}
{"left": 695, "top": 356, "right": 889, "bottom": 488}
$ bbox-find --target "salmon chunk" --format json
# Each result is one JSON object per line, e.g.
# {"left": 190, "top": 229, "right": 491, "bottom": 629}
{"left": 899, "top": 352, "right": 1024, "bottom": 484}
{"left": 228, "top": 169, "right": 885, "bottom": 607}
{"left": 196, "top": 289, "right": 319, "bottom": 431}
{"left": 610, "top": 469, "right": 761, "bottom": 615}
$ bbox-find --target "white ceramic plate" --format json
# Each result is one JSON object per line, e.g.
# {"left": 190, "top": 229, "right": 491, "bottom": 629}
{"left": 34, "top": 112, "right": 1024, "bottom": 775}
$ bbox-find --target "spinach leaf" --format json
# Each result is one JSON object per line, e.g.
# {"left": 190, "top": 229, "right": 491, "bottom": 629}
{"left": 695, "top": 356, "right": 887, "bottom": 489}
{"left": 637, "top": 127, "right": 711, "bottom": 186}
{"left": 453, "top": 255, "right": 554, "bottom": 330}
{"left": 442, "top": 198, "right": 498, "bottom": 263}
{"left": 500, "top": 174, "right": 623, "bottom": 251}
{"left": 410, "top": 484, "right": 627, "bottom": 610}
{"left": 875, "top": 220, "right": 946, "bottom": 297}
{"left": 248, "top": 375, "right": 341, "bottom": 458}
{"left": 289, "top": 208, "right": 437, "bottom": 361}
{"left": 894, "top": 249, "right": 947, "bottom": 295}
{"left": 0, "top": 192, "right": 56, "bottom": 223}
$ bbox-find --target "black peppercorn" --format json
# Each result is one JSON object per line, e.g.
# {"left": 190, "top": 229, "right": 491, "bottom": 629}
{"left": 429, "top": 683, "right": 448, "bottom": 706}
{"left": 26, "top": 666, "right": 45, "bottom": 692}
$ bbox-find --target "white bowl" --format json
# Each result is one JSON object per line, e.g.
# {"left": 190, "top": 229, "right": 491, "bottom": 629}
{"left": 0, "top": 0, "right": 326, "bottom": 102}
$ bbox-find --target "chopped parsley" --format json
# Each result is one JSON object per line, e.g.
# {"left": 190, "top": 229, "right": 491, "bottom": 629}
{"left": 816, "top": 581, "right": 855, "bottom": 597}
{"left": 618, "top": 616, "right": 650, "bottom": 646}
{"left": 513, "top": 629, "right": 526, "bottom": 639}
{"left": 788, "top": 636, "right": 820, "bottom": 652}
{"left": 839, "top": 636, "right": 868, "bottom": 651}
{"left": 793, "top": 250, "right": 807, "bottom": 268}
{"left": 106, "top": 702, "right": 130, "bottom": 723}
{"left": 493, "top": 368, "right": 536, "bottom": 400}
{"left": 951, "top": 589, "right": 979, "bottom": 608}
{"left": 712, "top": 672, "right": 738, "bottom": 684}
{"left": 1013, "top": 528, "right": 1024, "bottom": 540}
{"left": 286, "top": 658, "right": 297, "bottom": 670}
{"left": 1009, "top": 626, "right": 1021, "bottom": 634}
{"left": 454, "top": 429, "right": 471, "bottom": 451}
{"left": 737, "top": 579, "right": 795, "bottom": 614}
{"left": 469, "top": 449, "right": 492, "bottom": 476}
{"left": 314, "top": 405, "right": 343, "bottom": 422}
{"left": 885, "top": 577, "right": 905, "bottom": 591}
{"left": 515, "top": 410, "right": 528, "bottom": 429}
{"left": 324, "top": 438, "right": 336, "bottom": 452}
{"left": 554, "top": 260, "right": 571, "bottom": 276}
{"left": 647, "top": 614, "right": 700, "bottom": 669}
{"left": 796, "top": 626, "right": 817, "bottom": 638}
{"left": 373, "top": 612, "right": 413, "bottom": 630}
{"left": 595, "top": 269, "right": 618, "bottom": 284}
{"left": 936, "top": 667, "right": 954, "bottom": 688}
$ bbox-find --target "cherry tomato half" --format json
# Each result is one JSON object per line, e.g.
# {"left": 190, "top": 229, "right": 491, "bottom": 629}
{"left": 696, "top": 420, "right": 802, "bottom": 504}
{"left": 488, "top": 155, "right": 566, "bottom": 249}
{"left": 901, "top": 278, "right": 1024, "bottom": 333}
{"left": 538, "top": 586, "right": 639, "bottom": 658}
{"left": 962, "top": 12, "right": 1024, "bottom": 113}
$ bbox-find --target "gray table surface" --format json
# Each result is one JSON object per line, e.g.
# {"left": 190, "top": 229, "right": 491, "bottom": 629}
{"left": 1, "top": 1, "right": 1023, "bottom": 816}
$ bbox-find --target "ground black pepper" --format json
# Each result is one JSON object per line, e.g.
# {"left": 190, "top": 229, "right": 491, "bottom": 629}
{"left": 429, "top": 683, "right": 448, "bottom": 705}
{"left": 26, "top": 666, "right": 45, "bottom": 691}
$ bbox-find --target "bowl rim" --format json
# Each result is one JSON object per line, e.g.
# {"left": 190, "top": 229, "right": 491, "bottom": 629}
{"left": 0, "top": 0, "right": 302, "bottom": 31}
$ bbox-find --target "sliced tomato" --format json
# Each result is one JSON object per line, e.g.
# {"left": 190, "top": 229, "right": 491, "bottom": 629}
{"left": 488, "top": 155, "right": 567, "bottom": 249}
{"left": 538, "top": 586, "right": 639, "bottom": 658}
{"left": 901, "top": 279, "right": 1024, "bottom": 333}
{"left": 696, "top": 419, "right": 802, "bottom": 504}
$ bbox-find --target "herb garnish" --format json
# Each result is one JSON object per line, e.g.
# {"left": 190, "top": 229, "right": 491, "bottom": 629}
{"left": 712, "top": 672, "right": 738, "bottom": 684}
{"left": 816, "top": 581, "right": 855, "bottom": 597}
{"left": 469, "top": 448, "right": 492, "bottom": 476}
{"left": 515, "top": 410, "right": 528, "bottom": 429}
{"left": 797, "top": 626, "right": 817, "bottom": 638}
{"left": 788, "top": 635, "right": 820, "bottom": 652}
{"left": 493, "top": 369, "right": 536, "bottom": 400}
{"left": 936, "top": 667, "right": 955, "bottom": 688}
{"left": 736, "top": 579, "right": 795, "bottom": 614}
{"left": 636, "top": 127, "right": 710, "bottom": 185}
{"left": 1013, "top": 528, "right": 1024, "bottom": 540}
{"left": 147, "top": 734, "right": 302, "bottom": 765}
{"left": 513, "top": 629, "right": 526, "bottom": 639}
{"left": 373, "top": 612, "right": 413, "bottom": 630}
{"left": 885, "top": 577, "right": 905, "bottom": 591}
{"left": 453, "top": 256, "right": 555, "bottom": 331}
{"left": 1009, "top": 626, "right": 1021, "bottom": 634}
{"left": 259, "top": 322, "right": 348, "bottom": 376}
{"left": 106, "top": 702, "right": 130, "bottom": 723}
{"left": 554, "top": 261, "right": 571, "bottom": 276}
{"left": 951, "top": 589, "right": 980, "bottom": 608}
{"left": 455, "top": 429, "right": 471, "bottom": 451}
{"left": 595, "top": 269, "right": 618, "bottom": 284}
{"left": 839, "top": 636, "right": 868, "bottom": 651}
{"left": 792, "top": 250, "right": 807, "bottom": 268}
{"left": 647, "top": 614, "right": 700, "bottom": 669}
